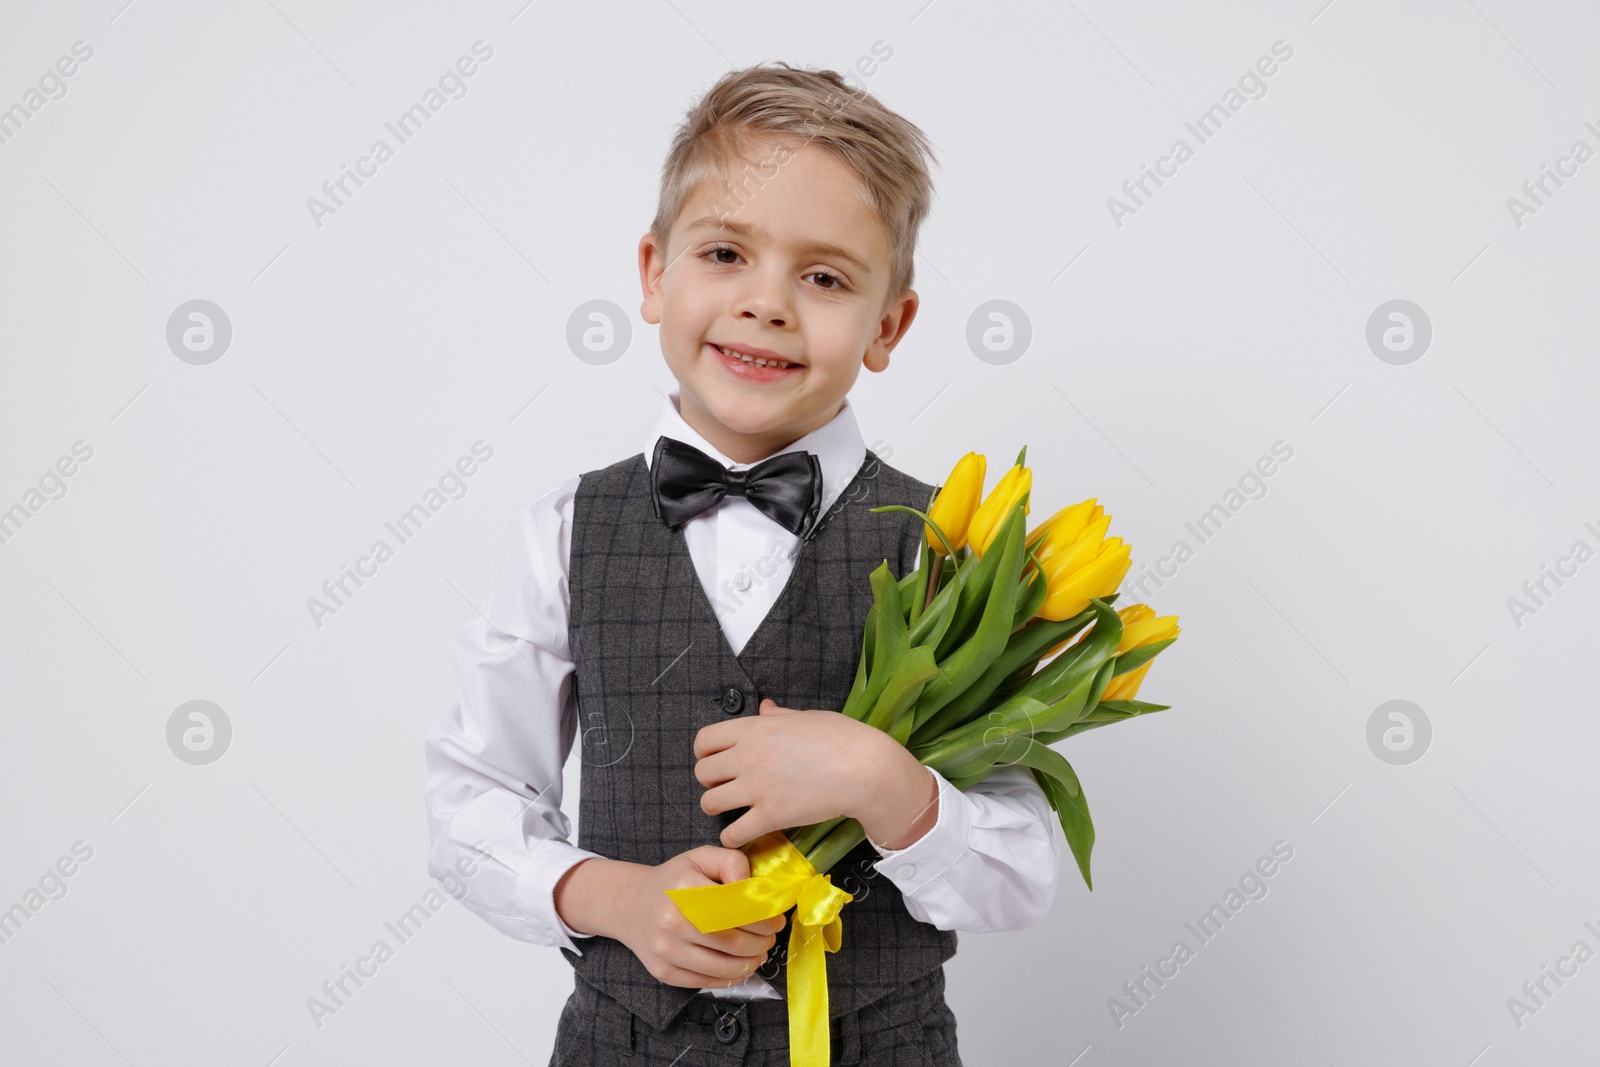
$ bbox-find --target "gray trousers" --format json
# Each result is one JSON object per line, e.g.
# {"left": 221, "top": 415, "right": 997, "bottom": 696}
{"left": 547, "top": 966, "right": 963, "bottom": 1065}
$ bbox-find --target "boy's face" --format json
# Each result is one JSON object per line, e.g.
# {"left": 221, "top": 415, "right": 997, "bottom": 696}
{"left": 639, "top": 138, "right": 918, "bottom": 464}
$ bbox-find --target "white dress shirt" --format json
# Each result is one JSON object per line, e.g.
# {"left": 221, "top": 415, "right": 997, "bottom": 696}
{"left": 423, "top": 388, "right": 1063, "bottom": 1002}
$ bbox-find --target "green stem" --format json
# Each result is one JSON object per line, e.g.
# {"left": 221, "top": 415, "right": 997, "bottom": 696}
{"left": 803, "top": 818, "right": 869, "bottom": 876}
{"left": 785, "top": 816, "right": 846, "bottom": 857}
{"left": 922, "top": 552, "right": 944, "bottom": 612}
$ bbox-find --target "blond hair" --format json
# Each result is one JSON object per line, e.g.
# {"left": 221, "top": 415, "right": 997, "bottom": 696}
{"left": 651, "top": 62, "right": 938, "bottom": 307}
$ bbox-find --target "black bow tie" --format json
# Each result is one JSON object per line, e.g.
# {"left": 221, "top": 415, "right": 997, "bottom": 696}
{"left": 649, "top": 435, "right": 823, "bottom": 539}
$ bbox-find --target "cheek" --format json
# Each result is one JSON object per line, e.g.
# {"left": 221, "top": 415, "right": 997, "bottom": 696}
{"left": 665, "top": 283, "right": 720, "bottom": 333}
{"left": 809, "top": 316, "right": 873, "bottom": 365}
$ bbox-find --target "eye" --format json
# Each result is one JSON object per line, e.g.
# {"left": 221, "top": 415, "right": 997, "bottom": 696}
{"left": 807, "top": 269, "right": 848, "bottom": 291}
{"left": 697, "top": 244, "right": 742, "bottom": 265}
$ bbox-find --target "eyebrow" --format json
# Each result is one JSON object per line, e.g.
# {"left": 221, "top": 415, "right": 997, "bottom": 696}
{"left": 685, "top": 216, "right": 874, "bottom": 276}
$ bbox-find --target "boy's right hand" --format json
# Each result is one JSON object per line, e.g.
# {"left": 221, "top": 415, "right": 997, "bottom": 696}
{"left": 614, "top": 846, "right": 788, "bottom": 990}
{"left": 620, "top": 844, "right": 790, "bottom": 991}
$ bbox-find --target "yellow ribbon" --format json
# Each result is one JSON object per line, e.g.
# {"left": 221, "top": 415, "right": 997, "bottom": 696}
{"left": 663, "top": 830, "right": 853, "bottom": 1066}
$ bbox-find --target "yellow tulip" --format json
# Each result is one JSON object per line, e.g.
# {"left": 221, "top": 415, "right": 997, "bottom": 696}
{"left": 1028, "top": 497, "right": 1132, "bottom": 621}
{"left": 1101, "top": 604, "right": 1181, "bottom": 702}
{"left": 1100, "top": 660, "right": 1154, "bottom": 703}
{"left": 967, "top": 462, "right": 1032, "bottom": 557}
{"left": 1114, "top": 603, "right": 1181, "bottom": 653}
{"left": 1038, "top": 513, "right": 1111, "bottom": 576}
{"left": 1026, "top": 499, "right": 1101, "bottom": 560}
{"left": 1038, "top": 539, "right": 1132, "bottom": 621}
{"left": 925, "top": 452, "right": 986, "bottom": 554}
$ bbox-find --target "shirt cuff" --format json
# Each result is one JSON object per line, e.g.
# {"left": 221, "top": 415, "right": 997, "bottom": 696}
{"left": 516, "top": 839, "right": 608, "bottom": 954}
{"left": 864, "top": 765, "right": 972, "bottom": 892}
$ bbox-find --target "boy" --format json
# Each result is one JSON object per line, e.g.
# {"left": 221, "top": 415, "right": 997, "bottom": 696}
{"left": 423, "top": 63, "right": 1062, "bottom": 1065}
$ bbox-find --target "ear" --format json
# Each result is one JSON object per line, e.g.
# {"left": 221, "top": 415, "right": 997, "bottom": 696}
{"left": 639, "top": 232, "right": 666, "bottom": 325}
{"left": 864, "top": 288, "right": 918, "bottom": 373}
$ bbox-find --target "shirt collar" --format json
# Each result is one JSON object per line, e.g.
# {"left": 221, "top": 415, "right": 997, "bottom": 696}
{"left": 641, "top": 387, "right": 867, "bottom": 525}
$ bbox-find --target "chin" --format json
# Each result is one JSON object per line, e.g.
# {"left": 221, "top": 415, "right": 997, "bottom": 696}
{"left": 702, "top": 397, "right": 786, "bottom": 433}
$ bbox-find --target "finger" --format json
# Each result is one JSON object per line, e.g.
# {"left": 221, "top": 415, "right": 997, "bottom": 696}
{"left": 735, "top": 922, "right": 773, "bottom": 936}
{"left": 759, "top": 698, "right": 812, "bottom": 714}
{"left": 693, "top": 749, "right": 736, "bottom": 788}
{"left": 737, "top": 913, "right": 787, "bottom": 937}
{"left": 699, "top": 781, "right": 750, "bottom": 820}
{"left": 718, "top": 806, "right": 768, "bottom": 850}
{"left": 671, "top": 908, "right": 776, "bottom": 957}
{"left": 696, "top": 925, "right": 777, "bottom": 958}
{"left": 680, "top": 939, "right": 771, "bottom": 982}
{"left": 685, "top": 845, "right": 749, "bottom": 884}
{"left": 692, "top": 720, "right": 739, "bottom": 759}
{"left": 658, "top": 958, "right": 756, "bottom": 990}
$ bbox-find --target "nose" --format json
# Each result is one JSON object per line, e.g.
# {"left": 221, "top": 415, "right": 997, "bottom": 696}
{"left": 735, "top": 265, "right": 792, "bottom": 328}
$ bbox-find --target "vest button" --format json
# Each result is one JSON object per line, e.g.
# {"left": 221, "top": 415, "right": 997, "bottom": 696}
{"left": 714, "top": 1010, "right": 742, "bottom": 1043}
{"left": 720, "top": 687, "right": 745, "bottom": 715}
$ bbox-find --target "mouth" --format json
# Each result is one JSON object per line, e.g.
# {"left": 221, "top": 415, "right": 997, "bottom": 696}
{"left": 708, "top": 342, "right": 803, "bottom": 382}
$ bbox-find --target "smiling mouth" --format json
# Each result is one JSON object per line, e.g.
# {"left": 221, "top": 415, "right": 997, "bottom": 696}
{"left": 711, "top": 343, "right": 800, "bottom": 370}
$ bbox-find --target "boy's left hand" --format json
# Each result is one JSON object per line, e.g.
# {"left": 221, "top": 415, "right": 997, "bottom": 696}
{"left": 693, "top": 698, "right": 929, "bottom": 850}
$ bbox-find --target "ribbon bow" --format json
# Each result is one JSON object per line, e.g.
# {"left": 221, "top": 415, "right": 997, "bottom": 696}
{"left": 664, "top": 831, "right": 853, "bottom": 1065}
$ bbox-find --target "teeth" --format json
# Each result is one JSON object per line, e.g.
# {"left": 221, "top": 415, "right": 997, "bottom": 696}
{"left": 716, "top": 344, "right": 793, "bottom": 369}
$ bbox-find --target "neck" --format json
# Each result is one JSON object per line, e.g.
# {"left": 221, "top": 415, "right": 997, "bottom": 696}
{"left": 674, "top": 392, "right": 843, "bottom": 465}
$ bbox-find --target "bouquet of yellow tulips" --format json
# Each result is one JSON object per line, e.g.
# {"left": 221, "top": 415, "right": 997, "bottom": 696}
{"left": 662, "top": 447, "right": 1180, "bottom": 1065}
{"left": 781, "top": 445, "right": 1182, "bottom": 890}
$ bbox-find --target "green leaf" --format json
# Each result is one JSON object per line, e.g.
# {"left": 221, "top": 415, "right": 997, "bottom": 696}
{"left": 931, "top": 505, "right": 1027, "bottom": 659}
{"left": 1009, "top": 735, "right": 1081, "bottom": 797}
{"left": 1033, "top": 668, "right": 1102, "bottom": 735}
{"left": 1111, "top": 637, "right": 1177, "bottom": 676}
{"left": 1030, "top": 764, "right": 1094, "bottom": 890}
{"left": 909, "top": 507, "right": 1028, "bottom": 730}
{"left": 865, "top": 645, "right": 941, "bottom": 735}
{"left": 856, "top": 561, "right": 910, "bottom": 720}
{"left": 1031, "top": 697, "right": 1173, "bottom": 745}
{"left": 910, "top": 608, "right": 1096, "bottom": 743}
{"left": 1078, "top": 658, "right": 1118, "bottom": 723}
{"left": 910, "top": 694, "right": 1050, "bottom": 780}
{"left": 1012, "top": 542, "right": 1049, "bottom": 629}
{"left": 871, "top": 503, "right": 963, "bottom": 566}
{"left": 905, "top": 535, "right": 935, "bottom": 627}
{"left": 1036, "top": 719, "right": 1112, "bottom": 743}
{"left": 875, "top": 503, "right": 970, "bottom": 655}
{"left": 993, "top": 656, "right": 1043, "bottom": 699}
{"left": 898, "top": 566, "right": 921, "bottom": 617}
{"left": 840, "top": 602, "right": 876, "bottom": 721}
{"left": 1096, "top": 699, "right": 1171, "bottom": 715}
{"left": 1016, "top": 599, "right": 1123, "bottom": 707}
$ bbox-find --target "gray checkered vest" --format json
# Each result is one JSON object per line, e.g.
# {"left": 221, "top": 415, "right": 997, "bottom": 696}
{"left": 561, "top": 446, "right": 959, "bottom": 1035}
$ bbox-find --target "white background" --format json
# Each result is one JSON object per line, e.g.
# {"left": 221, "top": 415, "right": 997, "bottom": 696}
{"left": 2, "top": 0, "right": 1597, "bottom": 1063}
